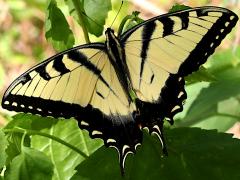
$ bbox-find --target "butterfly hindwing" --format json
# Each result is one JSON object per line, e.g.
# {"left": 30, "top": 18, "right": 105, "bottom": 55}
{"left": 121, "top": 6, "right": 238, "bottom": 127}
{"left": 2, "top": 43, "right": 142, "bottom": 171}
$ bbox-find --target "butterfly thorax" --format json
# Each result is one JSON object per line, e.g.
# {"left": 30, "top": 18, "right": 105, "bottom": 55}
{"left": 105, "top": 28, "right": 135, "bottom": 102}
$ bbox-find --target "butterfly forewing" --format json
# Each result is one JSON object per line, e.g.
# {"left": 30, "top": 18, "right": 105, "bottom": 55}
{"left": 121, "top": 7, "right": 238, "bottom": 124}
{"left": 2, "top": 43, "right": 142, "bottom": 171}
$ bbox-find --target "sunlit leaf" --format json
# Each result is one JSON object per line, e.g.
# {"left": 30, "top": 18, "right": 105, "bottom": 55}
{"left": 4, "top": 114, "right": 32, "bottom": 165}
{"left": 4, "top": 147, "right": 54, "bottom": 180}
{"left": 31, "top": 116, "right": 102, "bottom": 180}
{"left": 185, "top": 66, "right": 216, "bottom": 85}
{"left": 65, "top": 0, "right": 111, "bottom": 37}
{"left": 0, "top": 129, "right": 7, "bottom": 169}
{"left": 208, "top": 47, "right": 240, "bottom": 75}
{"left": 181, "top": 64, "right": 240, "bottom": 127}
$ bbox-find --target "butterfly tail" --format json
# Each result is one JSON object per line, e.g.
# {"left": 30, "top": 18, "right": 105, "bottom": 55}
{"left": 151, "top": 120, "right": 168, "bottom": 156}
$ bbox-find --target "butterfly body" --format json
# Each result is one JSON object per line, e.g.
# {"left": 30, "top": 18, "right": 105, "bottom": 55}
{"left": 105, "top": 28, "right": 134, "bottom": 102}
{"left": 2, "top": 6, "right": 238, "bottom": 173}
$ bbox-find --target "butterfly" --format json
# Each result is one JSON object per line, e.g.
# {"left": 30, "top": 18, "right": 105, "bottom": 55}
{"left": 1, "top": 6, "right": 238, "bottom": 173}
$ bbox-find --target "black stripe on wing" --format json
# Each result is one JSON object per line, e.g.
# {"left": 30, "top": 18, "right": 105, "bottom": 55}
{"left": 139, "top": 21, "right": 156, "bottom": 86}
{"left": 67, "top": 50, "right": 101, "bottom": 74}
{"left": 159, "top": 17, "right": 174, "bottom": 37}
{"left": 36, "top": 65, "right": 51, "bottom": 81}
{"left": 53, "top": 54, "right": 70, "bottom": 74}
{"left": 66, "top": 50, "right": 112, "bottom": 90}
{"left": 178, "top": 12, "right": 189, "bottom": 29}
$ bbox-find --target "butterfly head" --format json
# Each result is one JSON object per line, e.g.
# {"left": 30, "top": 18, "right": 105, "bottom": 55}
{"left": 105, "top": 28, "right": 116, "bottom": 41}
{"left": 105, "top": 28, "right": 120, "bottom": 51}
{"left": 106, "top": 28, "right": 114, "bottom": 34}
{"left": 105, "top": 27, "right": 125, "bottom": 65}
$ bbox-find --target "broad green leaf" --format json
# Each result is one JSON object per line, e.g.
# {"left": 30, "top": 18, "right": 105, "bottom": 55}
{"left": 207, "top": 47, "right": 240, "bottom": 75}
{"left": 45, "top": 0, "right": 75, "bottom": 51}
{"left": 180, "top": 65, "right": 240, "bottom": 127}
{"left": 4, "top": 147, "right": 53, "bottom": 180}
{"left": 70, "top": 146, "right": 121, "bottom": 180}
{"left": 185, "top": 66, "right": 216, "bottom": 85}
{"left": 0, "top": 129, "right": 7, "bottom": 169}
{"left": 4, "top": 114, "right": 32, "bottom": 130}
{"left": 191, "top": 97, "right": 240, "bottom": 131}
{"left": 83, "top": 0, "right": 111, "bottom": 36}
{"left": 4, "top": 114, "right": 32, "bottom": 165}
{"left": 31, "top": 117, "right": 102, "bottom": 180}
{"left": 72, "top": 128, "right": 240, "bottom": 180}
{"left": 65, "top": 0, "right": 111, "bottom": 37}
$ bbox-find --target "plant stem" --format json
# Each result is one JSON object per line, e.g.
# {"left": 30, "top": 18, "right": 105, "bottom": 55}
{"left": 3, "top": 127, "right": 88, "bottom": 159}
{"left": 72, "top": 0, "right": 90, "bottom": 43}
{"left": 20, "top": 131, "right": 27, "bottom": 151}
{"left": 117, "top": 15, "right": 132, "bottom": 36}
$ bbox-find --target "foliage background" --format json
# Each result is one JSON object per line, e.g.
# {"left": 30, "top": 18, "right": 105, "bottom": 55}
{"left": 0, "top": 0, "right": 240, "bottom": 179}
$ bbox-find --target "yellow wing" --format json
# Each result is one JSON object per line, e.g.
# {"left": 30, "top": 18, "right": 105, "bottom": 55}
{"left": 121, "top": 7, "right": 238, "bottom": 103}
{"left": 2, "top": 43, "right": 142, "bottom": 170}
{"left": 3, "top": 44, "right": 135, "bottom": 117}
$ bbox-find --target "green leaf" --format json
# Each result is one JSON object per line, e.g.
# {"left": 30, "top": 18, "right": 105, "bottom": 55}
{"left": 207, "top": 47, "right": 240, "bottom": 75}
{"left": 31, "top": 117, "right": 102, "bottom": 180}
{"left": 0, "top": 129, "right": 7, "bottom": 169}
{"left": 65, "top": 0, "right": 111, "bottom": 37}
{"left": 3, "top": 114, "right": 102, "bottom": 179}
{"left": 168, "top": 4, "right": 191, "bottom": 13}
{"left": 72, "top": 128, "right": 240, "bottom": 180}
{"left": 190, "top": 97, "right": 240, "bottom": 131}
{"left": 4, "top": 114, "right": 32, "bottom": 165}
{"left": 83, "top": 0, "right": 111, "bottom": 36}
{"left": 4, "top": 114, "right": 32, "bottom": 130}
{"left": 120, "top": 11, "right": 144, "bottom": 34}
{"left": 70, "top": 146, "right": 121, "bottom": 180}
{"left": 180, "top": 65, "right": 240, "bottom": 127}
{"left": 45, "top": 0, "right": 75, "bottom": 51}
{"left": 4, "top": 147, "right": 54, "bottom": 180}
{"left": 185, "top": 66, "right": 216, "bottom": 85}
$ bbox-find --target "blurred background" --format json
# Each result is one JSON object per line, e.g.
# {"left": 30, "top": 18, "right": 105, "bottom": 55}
{"left": 0, "top": 0, "right": 239, "bottom": 136}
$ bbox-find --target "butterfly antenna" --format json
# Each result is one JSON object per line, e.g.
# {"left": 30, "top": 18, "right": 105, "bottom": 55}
{"left": 110, "top": 0, "right": 124, "bottom": 28}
